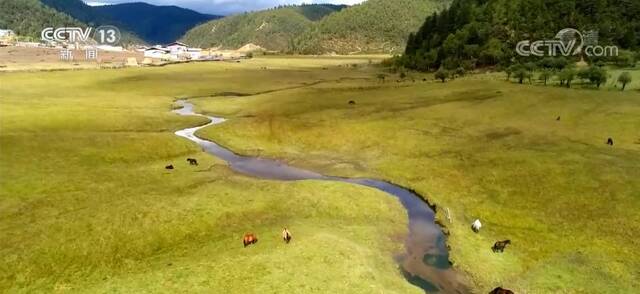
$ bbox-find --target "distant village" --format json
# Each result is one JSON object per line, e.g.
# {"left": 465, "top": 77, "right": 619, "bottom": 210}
{"left": 0, "top": 28, "right": 259, "bottom": 69}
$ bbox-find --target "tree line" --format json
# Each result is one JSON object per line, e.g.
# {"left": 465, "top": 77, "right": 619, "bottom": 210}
{"left": 400, "top": 0, "right": 640, "bottom": 71}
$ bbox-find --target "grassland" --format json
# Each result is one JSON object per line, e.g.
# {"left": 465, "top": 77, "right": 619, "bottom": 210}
{"left": 0, "top": 57, "right": 425, "bottom": 293}
{"left": 192, "top": 62, "right": 640, "bottom": 292}
{"left": 2, "top": 56, "right": 639, "bottom": 293}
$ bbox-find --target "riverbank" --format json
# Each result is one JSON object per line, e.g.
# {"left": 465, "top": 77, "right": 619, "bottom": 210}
{"left": 193, "top": 72, "right": 640, "bottom": 292}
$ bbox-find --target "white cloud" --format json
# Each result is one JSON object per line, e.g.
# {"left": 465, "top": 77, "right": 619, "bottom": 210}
{"left": 82, "top": 0, "right": 366, "bottom": 15}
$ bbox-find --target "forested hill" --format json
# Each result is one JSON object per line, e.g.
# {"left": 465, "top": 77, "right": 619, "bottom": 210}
{"left": 182, "top": 0, "right": 451, "bottom": 54}
{"left": 0, "top": 0, "right": 83, "bottom": 40}
{"left": 402, "top": 0, "right": 640, "bottom": 71}
{"left": 181, "top": 4, "right": 347, "bottom": 51}
{"left": 295, "top": 0, "right": 451, "bottom": 54}
{"left": 40, "top": 0, "right": 219, "bottom": 44}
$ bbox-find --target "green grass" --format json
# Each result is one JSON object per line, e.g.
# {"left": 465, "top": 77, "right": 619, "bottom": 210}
{"left": 193, "top": 67, "right": 640, "bottom": 293}
{"left": 0, "top": 58, "right": 421, "bottom": 293}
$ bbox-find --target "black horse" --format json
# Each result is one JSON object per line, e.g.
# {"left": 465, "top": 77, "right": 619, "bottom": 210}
{"left": 187, "top": 158, "right": 198, "bottom": 166}
{"left": 492, "top": 240, "right": 511, "bottom": 253}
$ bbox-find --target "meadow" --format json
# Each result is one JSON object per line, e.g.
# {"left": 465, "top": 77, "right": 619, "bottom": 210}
{"left": 194, "top": 60, "right": 640, "bottom": 292}
{"left": 0, "top": 57, "right": 424, "bottom": 293}
{"left": 1, "top": 56, "right": 639, "bottom": 293}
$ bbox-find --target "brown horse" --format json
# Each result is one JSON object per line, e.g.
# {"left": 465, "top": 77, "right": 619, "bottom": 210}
{"left": 243, "top": 233, "right": 258, "bottom": 247}
{"left": 489, "top": 287, "right": 514, "bottom": 294}
{"left": 492, "top": 240, "right": 511, "bottom": 253}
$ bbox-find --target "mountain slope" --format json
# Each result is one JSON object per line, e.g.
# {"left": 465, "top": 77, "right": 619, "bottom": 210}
{"left": 0, "top": 0, "right": 83, "bottom": 40}
{"left": 41, "top": 0, "right": 219, "bottom": 44}
{"left": 181, "top": 4, "right": 345, "bottom": 51}
{"left": 297, "top": 0, "right": 451, "bottom": 54}
{"left": 92, "top": 2, "right": 220, "bottom": 44}
{"left": 182, "top": 1, "right": 449, "bottom": 54}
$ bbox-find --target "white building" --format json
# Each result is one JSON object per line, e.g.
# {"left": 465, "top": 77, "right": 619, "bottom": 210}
{"left": 144, "top": 47, "right": 170, "bottom": 59}
{"left": 144, "top": 42, "right": 203, "bottom": 61}
{"left": 186, "top": 48, "right": 202, "bottom": 60}
{"left": 166, "top": 42, "right": 188, "bottom": 55}
{"left": 0, "top": 29, "right": 15, "bottom": 38}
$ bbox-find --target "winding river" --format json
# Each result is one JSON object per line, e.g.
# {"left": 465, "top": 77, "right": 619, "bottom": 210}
{"left": 173, "top": 100, "right": 468, "bottom": 293}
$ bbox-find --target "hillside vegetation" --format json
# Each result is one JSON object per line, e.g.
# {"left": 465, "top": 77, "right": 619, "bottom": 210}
{"left": 181, "top": 5, "right": 332, "bottom": 51}
{"left": 0, "top": 0, "right": 83, "bottom": 40}
{"left": 296, "top": 0, "right": 451, "bottom": 54}
{"left": 402, "top": 0, "right": 640, "bottom": 70}
{"left": 182, "top": 0, "right": 450, "bottom": 54}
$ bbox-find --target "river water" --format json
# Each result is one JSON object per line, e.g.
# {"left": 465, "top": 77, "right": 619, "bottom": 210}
{"left": 173, "top": 100, "right": 468, "bottom": 293}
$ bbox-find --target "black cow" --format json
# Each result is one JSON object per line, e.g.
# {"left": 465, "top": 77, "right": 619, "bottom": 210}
{"left": 607, "top": 138, "right": 614, "bottom": 146}
{"left": 165, "top": 165, "right": 174, "bottom": 170}
{"left": 187, "top": 158, "right": 198, "bottom": 166}
{"left": 348, "top": 100, "right": 356, "bottom": 105}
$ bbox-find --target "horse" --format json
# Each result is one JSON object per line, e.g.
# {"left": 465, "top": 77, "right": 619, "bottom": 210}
{"left": 282, "top": 228, "right": 292, "bottom": 243}
{"left": 489, "top": 287, "right": 514, "bottom": 294}
{"left": 243, "top": 233, "right": 258, "bottom": 247}
{"left": 471, "top": 219, "right": 482, "bottom": 233}
{"left": 607, "top": 138, "right": 614, "bottom": 146}
{"left": 492, "top": 240, "right": 511, "bottom": 253}
{"left": 348, "top": 100, "right": 356, "bottom": 105}
{"left": 165, "top": 165, "right": 174, "bottom": 170}
{"left": 187, "top": 158, "right": 198, "bottom": 166}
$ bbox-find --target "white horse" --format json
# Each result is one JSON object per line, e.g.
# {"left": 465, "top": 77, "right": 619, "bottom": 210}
{"left": 471, "top": 219, "right": 482, "bottom": 233}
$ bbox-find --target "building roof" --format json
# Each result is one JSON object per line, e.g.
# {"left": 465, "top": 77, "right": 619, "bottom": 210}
{"left": 145, "top": 47, "right": 169, "bottom": 52}
{"left": 166, "top": 42, "right": 188, "bottom": 47}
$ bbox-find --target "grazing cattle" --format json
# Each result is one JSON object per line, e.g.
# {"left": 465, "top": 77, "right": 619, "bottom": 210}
{"left": 607, "top": 138, "right": 614, "bottom": 146}
{"left": 187, "top": 158, "right": 198, "bottom": 166}
{"left": 556, "top": 116, "right": 561, "bottom": 121}
{"left": 348, "top": 100, "right": 356, "bottom": 105}
{"left": 243, "top": 233, "right": 258, "bottom": 247}
{"left": 165, "top": 165, "right": 174, "bottom": 170}
{"left": 282, "top": 228, "right": 292, "bottom": 243}
{"left": 489, "top": 287, "right": 514, "bottom": 294}
{"left": 471, "top": 219, "right": 482, "bottom": 233}
{"left": 492, "top": 240, "right": 511, "bottom": 253}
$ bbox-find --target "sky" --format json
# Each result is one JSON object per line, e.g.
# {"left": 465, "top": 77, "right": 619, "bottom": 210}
{"left": 84, "top": 0, "right": 366, "bottom": 15}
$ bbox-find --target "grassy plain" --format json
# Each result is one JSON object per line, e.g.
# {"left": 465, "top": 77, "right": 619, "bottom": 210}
{"left": 194, "top": 61, "right": 640, "bottom": 292}
{"left": 0, "top": 57, "right": 425, "bottom": 293}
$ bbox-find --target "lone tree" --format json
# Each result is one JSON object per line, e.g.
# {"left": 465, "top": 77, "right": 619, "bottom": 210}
{"left": 559, "top": 68, "right": 577, "bottom": 88}
{"left": 508, "top": 64, "right": 532, "bottom": 84}
{"left": 539, "top": 70, "right": 553, "bottom": 85}
{"left": 618, "top": 72, "right": 632, "bottom": 91}
{"left": 435, "top": 69, "right": 449, "bottom": 83}
{"left": 514, "top": 68, "right": 532, "bottom": 84}
{"left": 579, "top": 66, "right": 608, "bottom": 88}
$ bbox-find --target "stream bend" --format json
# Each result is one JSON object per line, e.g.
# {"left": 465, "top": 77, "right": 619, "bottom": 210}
{"left": 173, "top": 100, "right": 468, "bottom": 293}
